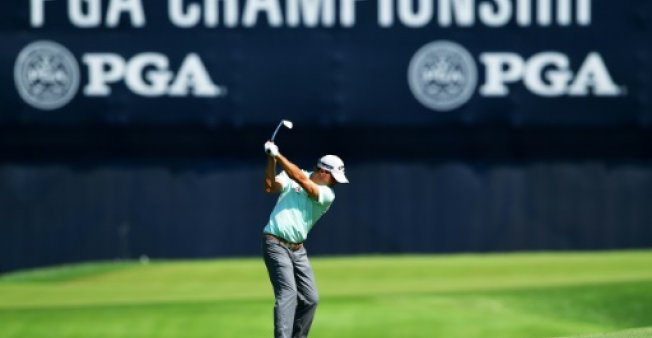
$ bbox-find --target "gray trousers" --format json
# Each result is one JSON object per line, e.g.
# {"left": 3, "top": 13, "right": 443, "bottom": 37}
{"left": 263, "top": 236, "right": 319, "bottom": 338}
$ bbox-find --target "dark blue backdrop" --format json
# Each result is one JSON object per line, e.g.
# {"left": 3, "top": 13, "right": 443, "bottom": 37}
{"left": 1, "top": 0, "right": 651, "bottom": 272}
{"left": 2, "top": 160, "right": 651, "bottom": 273}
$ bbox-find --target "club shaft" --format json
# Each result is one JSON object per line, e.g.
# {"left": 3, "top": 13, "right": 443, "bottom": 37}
{"left": 271, "top": 122, "right": 284, "bottom": 141}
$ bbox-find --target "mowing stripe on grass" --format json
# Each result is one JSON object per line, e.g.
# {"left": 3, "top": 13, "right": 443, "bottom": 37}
{"left": 1, "top": 251, "right": 651, "bottom": 338}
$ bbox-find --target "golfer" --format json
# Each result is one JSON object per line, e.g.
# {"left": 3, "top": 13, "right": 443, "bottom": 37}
{"left": 262, "top": 140, "right": 349, "bottom": 338}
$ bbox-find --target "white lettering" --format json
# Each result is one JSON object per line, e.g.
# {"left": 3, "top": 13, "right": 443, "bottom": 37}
{"left": 516, "top": 0, "right": 531, "bottom": 26}
{"left": 126, "top": 54, "right": 172, "bottom": 96}
{"left": 83, "top": 54, "right": 126, "bottom": 95}
{"left": 568, "top": 53, "right": 621, "bottom": 96}
{"left": 378, "top": 0, "right": 393, "bottom": 27}
{"left": 432, "top": 0, "right": 593, "bottom": 28}
{"left": 340, "top": 0, "right": 364, "bottom": 27}
{"left": 30, "top": 0, "right": 54, "bottom": 27}
{"left": 439, "top": 0, "right": 474, "bottom": 27}
{"left": 48, "top": 0, "right": 595, "bottom": 29}
{"left": 478, "top": 0, "right": 512, "bottom": 27}
{"left": 106, "top": 0, "right": 146, "bottom": 27}
{"left": 169, "top": 54, "right": 221, "bottom": 96}
{"left": 537, "top": 0, "right": 552, "bottom": 26}
{"left": 286, "top": 0, "right": 336, "bottom": 27}
{"left": 557, "top": 0, "right": 571, "bottom": 26}
{"left": 69, "top": 0, "right": 102, "bottom": 27}
{"left": 169, "top": 0, "right": 201, "bottom": 27}
{"left": 242, "top": 0, "right": 283, "bottom": 27}
{"left": 83, "top": 53, "right": 221, "bottom": 97}
{"left": 577, "top": 0, "right": 591, "bottom": 25}
{"left": 524, "top": 52, "right": 571, "bottom": 96}
{"left": 205, "top": 0, "right": 239, "bottom": 27}
{"left": 480, "top": 51, "right": 622, "bottom": 97}
{"left": 480, "top": 53, "right": 524, "bottom": 96}
{"left": 398, "top": 0, "right": 432, "bottom": 28}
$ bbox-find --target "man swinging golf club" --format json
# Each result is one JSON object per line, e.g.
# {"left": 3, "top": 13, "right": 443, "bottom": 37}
{"left": 262, "top": 126, "right": 349, "bottom": 338}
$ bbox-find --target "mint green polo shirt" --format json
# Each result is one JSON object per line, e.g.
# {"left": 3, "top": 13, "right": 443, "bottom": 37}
{"left": 263, "top": 170, "right": 335, "bottom": 243}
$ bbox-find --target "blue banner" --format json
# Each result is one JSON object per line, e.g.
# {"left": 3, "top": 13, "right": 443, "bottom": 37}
{"left": 1, "top": 0, "right": 650, "bottom": 127}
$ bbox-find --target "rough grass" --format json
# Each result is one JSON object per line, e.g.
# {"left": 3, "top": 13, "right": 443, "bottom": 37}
{"left": 1, "top": 250, "right": 651, "bottom": 338}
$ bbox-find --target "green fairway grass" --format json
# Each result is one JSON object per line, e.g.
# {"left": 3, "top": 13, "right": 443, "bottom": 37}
{"left": 1, "top": 251, "right": 651, "bottom": 338}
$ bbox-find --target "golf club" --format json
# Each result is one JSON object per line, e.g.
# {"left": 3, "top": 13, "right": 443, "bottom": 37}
{"left": 271, "top": 119, "right": 293, "bottom": 141}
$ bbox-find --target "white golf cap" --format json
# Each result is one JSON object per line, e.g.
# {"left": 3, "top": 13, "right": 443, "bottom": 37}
{"left": 317, "top": 155, "right": 349, "bottom": 184}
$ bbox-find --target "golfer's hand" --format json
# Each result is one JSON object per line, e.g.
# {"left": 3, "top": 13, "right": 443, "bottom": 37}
{"left": 264, "top": 141, "right": 279, "bottom": 157}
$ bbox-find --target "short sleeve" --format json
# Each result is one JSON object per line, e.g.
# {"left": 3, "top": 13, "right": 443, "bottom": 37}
{"left": 275, "top": 171, "right": 291, "bottom": 192}
{"left": 317, "top": 185, "right": 335, "bottom": 205}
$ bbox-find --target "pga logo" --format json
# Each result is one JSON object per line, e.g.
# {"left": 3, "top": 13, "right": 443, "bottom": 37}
{"left": 409, "top": 40, "right": 625, "bottom": 112}
{"left": 14, "top": 41, "right": 81, "bottom": 110}
{"left": 14, "top": 40, "right": 225, "bottom": 110}
{"left": 83, "top": 53, "right": 224, "bottom": 97}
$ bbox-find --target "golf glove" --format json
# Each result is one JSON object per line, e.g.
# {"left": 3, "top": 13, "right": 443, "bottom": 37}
{"left": 264, "top": 141, "right": 279, "bottom": 157}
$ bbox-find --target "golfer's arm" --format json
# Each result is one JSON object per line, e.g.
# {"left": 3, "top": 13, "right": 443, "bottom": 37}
{"left": 264, "top": 156, "right": 282, "bottom": 193}
{"left": 275, "top": 154, "right": 320, "bottom": 200}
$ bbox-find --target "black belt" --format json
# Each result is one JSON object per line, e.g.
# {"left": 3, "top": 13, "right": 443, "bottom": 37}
{"left": 264, "top": 234, "right": 304, "bottom": 251}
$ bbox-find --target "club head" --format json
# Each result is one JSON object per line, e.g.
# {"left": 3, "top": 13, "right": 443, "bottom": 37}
{"left": 271, "top": 119, "right": 294, "bottom": 141}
